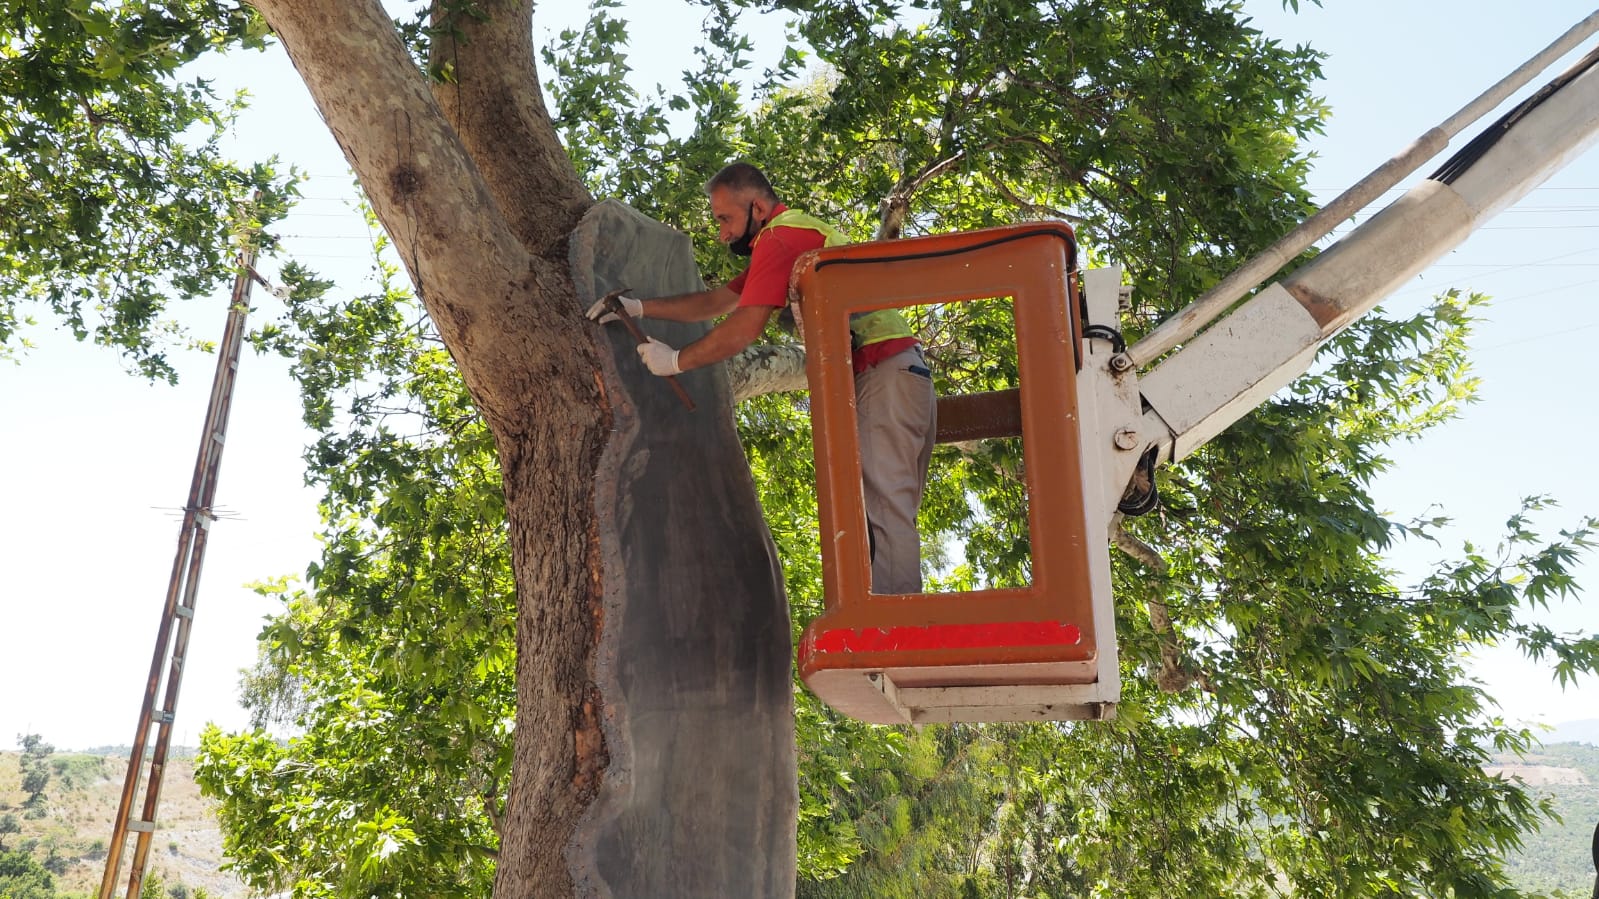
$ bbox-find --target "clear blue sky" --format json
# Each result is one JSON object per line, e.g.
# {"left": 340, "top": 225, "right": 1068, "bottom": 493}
{"left": 2, "top": 1, "right": 1596, "bottom": 752}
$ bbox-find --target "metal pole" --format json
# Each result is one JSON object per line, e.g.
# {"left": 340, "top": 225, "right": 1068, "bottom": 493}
{"left": 99, "top": 248, "right": 256, "bottom": 899}
{"left": 1128, "top": 10, "right": 1599, "bottom": 369}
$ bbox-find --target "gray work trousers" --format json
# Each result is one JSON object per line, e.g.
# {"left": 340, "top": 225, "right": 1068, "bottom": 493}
{"left": 855, "top": 346, "right": 937, "bottom": 594}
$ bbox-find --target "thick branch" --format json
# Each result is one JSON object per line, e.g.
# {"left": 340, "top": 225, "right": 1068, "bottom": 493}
{"left": 249, "top": 0, "right": 574, "bottom": 430}
{"left": 430, "top": 0, "right": 593, "bottom": 257}
{"left": 1111, "top": 513, "right": 1168, "bottom": 574}
{"left": 876, "top": 152, "right": 966, "bottom": 241}
{"left": 1110, "top": 513, "right": 1211, "bottom": 693}
{"left": 728, "top": 343, "right": 808, "bottom": 402}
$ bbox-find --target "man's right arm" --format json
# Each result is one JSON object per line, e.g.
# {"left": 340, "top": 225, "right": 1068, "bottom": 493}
{"left": 586, "top": 284, "right": 740, "bottom": 324}
{"left": 641, "top": 284, "right": 740, "bottom": 322}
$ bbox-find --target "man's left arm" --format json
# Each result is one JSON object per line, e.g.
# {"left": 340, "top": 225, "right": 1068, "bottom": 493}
{"left": 637, "top": 304, "right": 777, "bottom": 375}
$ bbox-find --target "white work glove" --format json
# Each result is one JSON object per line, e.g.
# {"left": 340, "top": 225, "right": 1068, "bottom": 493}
{"left": 637, "top": 338, "right": 682, "bottom": 376}
{"left": 585, "top": 293, "right": 642, "bottom": 324}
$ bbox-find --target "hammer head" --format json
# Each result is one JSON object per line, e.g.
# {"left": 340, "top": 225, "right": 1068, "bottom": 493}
{"left": 600, "top": 287, "right": 633, "bottom": 316}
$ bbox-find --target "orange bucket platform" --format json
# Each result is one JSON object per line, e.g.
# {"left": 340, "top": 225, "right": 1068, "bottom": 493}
{"left": 792, "top": 223, "right": 1117, "bottom": 724}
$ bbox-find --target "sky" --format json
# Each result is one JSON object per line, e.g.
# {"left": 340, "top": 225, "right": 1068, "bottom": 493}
{"left": 2, "top": 0, "right": 1597, "bottom": 753}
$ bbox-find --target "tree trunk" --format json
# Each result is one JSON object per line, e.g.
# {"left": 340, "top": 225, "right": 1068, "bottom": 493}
{"left": 248, "top": 2, "right": 796, "bottom": 895}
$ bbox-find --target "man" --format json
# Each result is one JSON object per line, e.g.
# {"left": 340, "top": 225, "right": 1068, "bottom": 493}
{"left": 585, "top": 162, "right": 937, "bottom": 594}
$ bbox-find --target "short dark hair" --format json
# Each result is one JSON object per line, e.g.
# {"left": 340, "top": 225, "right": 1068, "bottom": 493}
{"left": 705, "top": 161, "right": 779, "bottom": 202}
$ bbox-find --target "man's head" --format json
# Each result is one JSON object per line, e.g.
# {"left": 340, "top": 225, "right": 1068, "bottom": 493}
{"left": 705, "top": 162, "right": 779, "bottom": 256}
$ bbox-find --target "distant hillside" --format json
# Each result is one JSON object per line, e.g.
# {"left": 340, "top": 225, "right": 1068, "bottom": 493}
{"left": 1493, "top": 740, "right": 1599, "bottom": 897}
{"left": 0, "top": 749, "right": 249, "bottom": 898}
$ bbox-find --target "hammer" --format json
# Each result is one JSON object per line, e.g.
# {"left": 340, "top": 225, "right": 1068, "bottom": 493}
{"left": 599, "top": 288, "right": 696, "bottom": 411}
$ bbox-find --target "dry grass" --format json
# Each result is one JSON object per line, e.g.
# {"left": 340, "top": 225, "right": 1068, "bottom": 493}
{"left": 1484, "top": 763, "right": 1591, "bottom": 786}
{"left": 1, "top": 750, "right": 251, "bottom": 898}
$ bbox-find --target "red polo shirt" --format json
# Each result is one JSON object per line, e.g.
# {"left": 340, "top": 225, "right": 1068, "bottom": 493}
{"left": 725, "top": 205, "right": 918, "bottom": 372}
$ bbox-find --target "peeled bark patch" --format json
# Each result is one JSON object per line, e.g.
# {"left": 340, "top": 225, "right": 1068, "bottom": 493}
{"left": 567, "top": 200, "right": 798, "bottom": 898}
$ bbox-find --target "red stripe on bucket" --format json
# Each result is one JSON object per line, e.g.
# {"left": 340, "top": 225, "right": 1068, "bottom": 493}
{"left": 810, "top": 620, "right": 1081, "bottom": 654}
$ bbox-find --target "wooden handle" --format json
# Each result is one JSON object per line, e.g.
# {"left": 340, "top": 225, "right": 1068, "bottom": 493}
{"left": 605, "top": 297, "right": 696, "bottom": 411}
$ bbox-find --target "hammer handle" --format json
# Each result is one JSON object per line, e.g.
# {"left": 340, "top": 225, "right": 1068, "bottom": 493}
{"left": 606, "top": 298, "right": 696, "bottom": 411}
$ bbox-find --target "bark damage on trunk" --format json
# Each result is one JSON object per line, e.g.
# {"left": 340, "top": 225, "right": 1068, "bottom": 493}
{"left": 248, "top": 1, "right": 796, "bottom": 896}
{"left": 567, "top": 201, "right": 797, "bottom": 898}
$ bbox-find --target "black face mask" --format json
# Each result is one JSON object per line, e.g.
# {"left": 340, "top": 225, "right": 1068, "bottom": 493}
{"left": 728, "top": 202, "right": 763, "bottom": 257}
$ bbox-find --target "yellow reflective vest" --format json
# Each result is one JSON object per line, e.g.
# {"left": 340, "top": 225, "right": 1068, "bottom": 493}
{"left": 765, "top": 209, "right": 915, "bottom": 349}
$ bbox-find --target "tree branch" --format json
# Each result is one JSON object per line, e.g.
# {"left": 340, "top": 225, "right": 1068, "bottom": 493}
{"left": 430, "top": 0, "right": 593, "bottom": 258}
{"left": 1111, "top": 512, "right": 1211, "bottom": 693}
{"left": 876, "top": 149, "right": 966, "bottom": 240}
{"left": 248, "top": 0, "right": 583, "bottom": 430}
{"left": 1111, "top": 513, "right": 1167, "bottom": 574}
{"left": 728, "top": 343, "right": 808, "bottom": 402}
{"left": 978, "top": 167, "right": 1081, "bottom": 223}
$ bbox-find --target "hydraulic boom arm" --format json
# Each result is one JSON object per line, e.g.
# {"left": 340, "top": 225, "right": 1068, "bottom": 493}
{"left": 1127, "top": 36, "right": 1599, "bottom": 468}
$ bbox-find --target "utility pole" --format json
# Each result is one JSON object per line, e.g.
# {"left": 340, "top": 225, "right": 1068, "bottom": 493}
{"left": 99, "top": 247, "right": 257, "bottom": 899}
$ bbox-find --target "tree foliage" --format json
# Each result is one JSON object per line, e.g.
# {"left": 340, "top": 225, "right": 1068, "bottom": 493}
{"left": 0, "top": 0, "right": 291, "bottom": 379}
{"left": 13, "top": 736, "right": 49, "bottom": 820}
{"left": 0, "top": 815, "right": 18, "bottom": 854}
{"left": 0, "top": 846, "right": 53, "bottom": 899}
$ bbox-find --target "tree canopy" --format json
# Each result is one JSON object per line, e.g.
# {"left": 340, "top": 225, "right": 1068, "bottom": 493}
{"left": 0, "top": 0, "right": 292, "bottom": 379}
{"left": 4, "top": 1, "right": 1596, "bottom": 897}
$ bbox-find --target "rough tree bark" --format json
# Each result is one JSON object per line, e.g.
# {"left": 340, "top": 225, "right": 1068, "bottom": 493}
{"left": 248, "top": 2, "right": 797, "bottom": 896}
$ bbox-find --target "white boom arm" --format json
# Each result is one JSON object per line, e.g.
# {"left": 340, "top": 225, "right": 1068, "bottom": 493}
{"left": 1131, "top": 43, "right": 1599, "bottom": 466}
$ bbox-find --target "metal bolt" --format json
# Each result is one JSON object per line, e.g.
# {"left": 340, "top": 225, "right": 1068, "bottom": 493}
{"left": 1113, "top": 428, "right": 1140, "bottom": 451}
{"left": 1109, "top": 352, "right": 1133, "bottom": 373}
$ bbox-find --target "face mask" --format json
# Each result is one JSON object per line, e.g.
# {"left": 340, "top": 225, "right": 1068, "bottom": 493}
{"left": 728, "top": 202, "right": 762, "bottom": 257}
